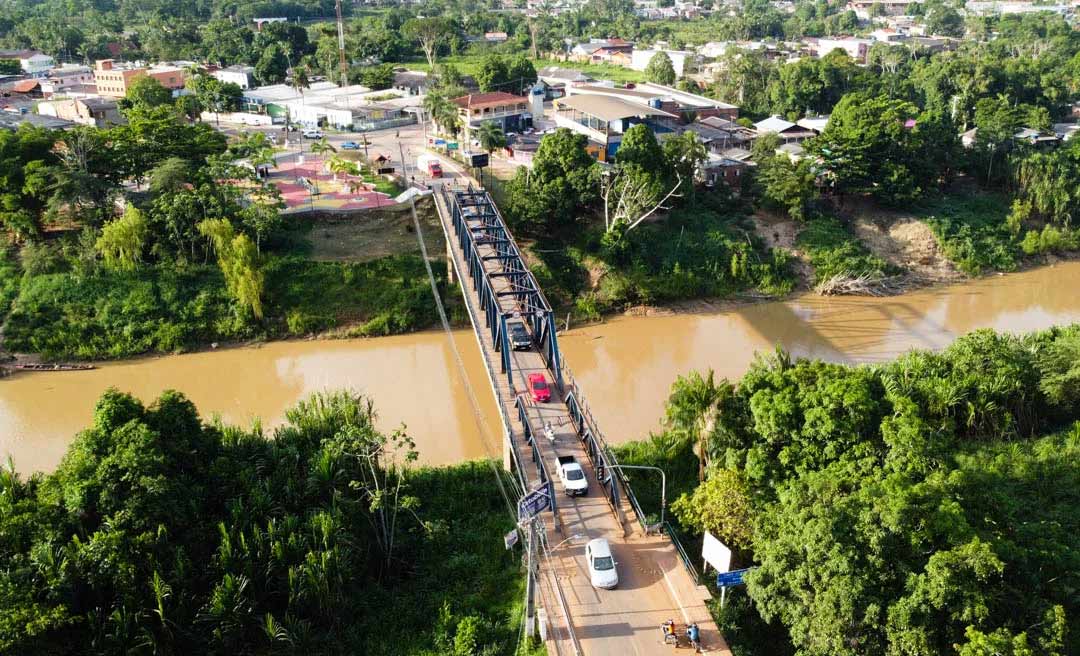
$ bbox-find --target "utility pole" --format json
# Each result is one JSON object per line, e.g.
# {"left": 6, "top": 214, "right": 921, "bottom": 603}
{"left": 335, "top": 0, "right": 348, "bottom": 87}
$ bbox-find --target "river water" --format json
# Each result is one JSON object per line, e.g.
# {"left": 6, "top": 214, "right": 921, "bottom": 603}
{"left": 4, "top": 262, "right": 1080, "bottom": 474}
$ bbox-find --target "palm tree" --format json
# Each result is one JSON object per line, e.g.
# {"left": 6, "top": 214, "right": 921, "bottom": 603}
{"left": 249, "top": 147, "right": 276, "bottom": 181}
{"left": 477, "top": 121, "right": 507, "bottom": 156}
{"left": 663, "top": 370, "right": 726, "bottom": 482}
{"left": 326, "top": 155, "right": 359, "bottom": 182}
{"left": 308, "top": 138, "right": 336, "bottom": 194}
{"left": 423, "top": 91, "right": 458, "bottom": 138}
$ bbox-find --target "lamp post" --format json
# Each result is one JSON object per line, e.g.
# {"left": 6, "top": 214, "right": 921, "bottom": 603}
{"left": 608, "top": 464, "right": 666, "bottom": 533}
{"left": 548, "top": 533, "right": 585, "bottom": 552}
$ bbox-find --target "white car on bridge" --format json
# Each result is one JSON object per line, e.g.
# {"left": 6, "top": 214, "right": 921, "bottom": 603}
{"left": 585, "top": 538, "right": 619, "bottom": 589}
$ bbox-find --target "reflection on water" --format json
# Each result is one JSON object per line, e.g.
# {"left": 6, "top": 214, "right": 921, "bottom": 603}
{"left": 0, "top": 331, "right": 502, "bottom": 473}
{"left": 559, "top": 262, "right": 1080, "bottom": 443}
{"left": 4, "top": 262, "right": 1080, "bottom": 473}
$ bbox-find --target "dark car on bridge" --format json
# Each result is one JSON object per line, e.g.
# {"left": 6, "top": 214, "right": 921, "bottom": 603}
{"left": 507, "top": 321, "right": 532, "bottom": 350}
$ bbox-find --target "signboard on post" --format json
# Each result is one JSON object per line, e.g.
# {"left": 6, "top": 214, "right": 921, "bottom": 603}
{"left": 504, "top": 529, "right": 519, "bottom": 550}
{"left": 716, "top": 568, "right": 751, "bottom": 587}
{"left": 468, "top": 152, "right": 490, "bottom": 168}
{"left": 518, "top": 488, "right": 550, "bottom": 521}
{"left": 702, "top": 531, "right": 733, "bottom": 574}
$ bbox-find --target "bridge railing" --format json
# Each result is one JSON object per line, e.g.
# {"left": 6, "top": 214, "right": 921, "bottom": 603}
{"left": 562, "top": 364, "right": 701, "bottom": 582}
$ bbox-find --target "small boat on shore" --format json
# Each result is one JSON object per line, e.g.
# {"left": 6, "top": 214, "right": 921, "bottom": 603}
{"left": 11, "top": 363, "right": 96, "bottom": 371}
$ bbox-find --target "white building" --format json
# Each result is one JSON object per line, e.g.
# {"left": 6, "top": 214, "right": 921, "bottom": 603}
{"left": 698, "top": 42, "right": 733, "bottom": 59}
{"left": 813, "top": 38, "right": 874, "bottom": 63}
{"left": 212, "top": 65, "right": 256, "bottom": 90}
{"left": 630, "top": 49, "right": 697, "bottom": 77}
{"left": 0, "top": 50, "right": 55, "bottom": 75}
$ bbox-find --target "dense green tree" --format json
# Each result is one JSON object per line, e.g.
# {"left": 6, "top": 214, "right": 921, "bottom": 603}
{"left": 255, "top": 42, "right": 289, "bottom": 85}
{"left": 810, "top": 92, "right": 957, "bottom": 202}
{"left": 121, "top": 75, "right": 173, "bottom": 111}
{"left": 645, "top": 51, "right": 677, "bottom": 85}
{"left": 504, "top": 128, "right": 599, "bottom": 233}
{"left": 757, "top": 154, "right": 819, "bottom": 221}
{"left": 402, "top": 17, "right": 453, "bottom": 68}
{"left": 96, "top": 204, "right": 147, "bottom": 271}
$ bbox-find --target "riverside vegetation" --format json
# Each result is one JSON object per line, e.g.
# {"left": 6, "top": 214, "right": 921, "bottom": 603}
{"left": 617, "top": 325, "right": 1080, "bottom": 656}
{"left": 0, "top": 93, "right": 450, "bottom": 361}
{"left": 0, "top": 390, "right": 539, "bottom": 656}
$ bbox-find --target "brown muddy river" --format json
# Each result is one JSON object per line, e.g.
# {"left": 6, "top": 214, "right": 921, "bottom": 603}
{"left": 4, "top": 262, "right": 1080, "bottom": 474}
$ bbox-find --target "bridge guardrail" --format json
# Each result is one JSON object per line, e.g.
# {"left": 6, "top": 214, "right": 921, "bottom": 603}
{"left": 562, "top": 364, "right": 701, "bottom": 582}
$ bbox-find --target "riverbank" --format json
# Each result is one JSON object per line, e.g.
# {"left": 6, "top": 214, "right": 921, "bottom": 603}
{"left": 615, "top": 322, "right": 1080, "bottom": 656}
{"left": 0, "top": 200, "right": 463, "bottom": 362}
{"left": 0, "top": 388, "right": 541, "bottom": 655}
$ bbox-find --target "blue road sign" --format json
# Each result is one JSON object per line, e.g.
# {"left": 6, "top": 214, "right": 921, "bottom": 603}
{"left": 518, "top": 488, "right": 550, "bottom": 521}
{"left": 716, "top": 568, "right": 753, "bottom": 587}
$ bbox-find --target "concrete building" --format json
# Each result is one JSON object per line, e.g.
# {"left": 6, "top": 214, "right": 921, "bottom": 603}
{"left": 39, "top": 64, "right": 95, "bottom": 95}
{"left": 242, "top": 81, "right": 423, "bottom": 131}
{"left": 94, "top": 59, "right": 186, "bottom": 97}
{"left": 37, "top": 97, "right": 122, "bottom": 128}
{"left": 553, "top": 93, "right": 676, "bottom": 161}
{"left": 565, "top": 82, "right": 738, "bottom": 123}
{"left": 212, "top": 65, "right": 255, "bottom": 90}
{"left": 451, "top": 92, "right": 530, "bottom": 143}
{"left": 0, "top": 50, "right": 55, "bottom": 75}
{"left": 630, "top": 49, "right": 699, "bottom": 78}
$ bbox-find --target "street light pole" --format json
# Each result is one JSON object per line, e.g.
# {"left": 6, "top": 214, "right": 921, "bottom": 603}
{"left": 608, "top": 464, "right": 666, "bottom": 532}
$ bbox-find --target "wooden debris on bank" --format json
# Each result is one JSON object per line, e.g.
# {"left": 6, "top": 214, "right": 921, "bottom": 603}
{"left": 814, "top": 273, "right": 911, "bottom": 297}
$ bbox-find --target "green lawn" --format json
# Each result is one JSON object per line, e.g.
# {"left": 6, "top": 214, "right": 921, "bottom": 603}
{"left": 388, "top": 56, "right": 645, "bottom": 84}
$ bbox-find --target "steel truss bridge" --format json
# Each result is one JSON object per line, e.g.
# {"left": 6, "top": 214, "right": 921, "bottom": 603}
{"left": 434, "top": 186, "right": 731, "bottom": 656}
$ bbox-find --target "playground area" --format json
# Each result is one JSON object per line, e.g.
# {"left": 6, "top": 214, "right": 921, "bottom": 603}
{"left": 268, "top": 156, "right": 398, "bottom": 212}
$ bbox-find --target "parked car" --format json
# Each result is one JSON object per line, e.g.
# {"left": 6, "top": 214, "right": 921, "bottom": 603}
{"left": 557, "top": 455, "right": 588, "bottom": 496}
{"left": 341, "top": 141, "right": 360, "bottom": 150}
{"left": 507, "top": 321, "right": 531, "bottom": 350}
{"left": 302, "top": 129, "right": 324, "bottom": 139}
{"left": 585, "top": 538, "right": 619, "bottom": 589}
{"left": 527, "top": 373, "right": 551, "bottom": 403}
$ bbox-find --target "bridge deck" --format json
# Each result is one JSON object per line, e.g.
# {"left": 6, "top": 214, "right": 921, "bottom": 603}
{"left": 432, "top": 187, "right": 730, "bottom": 656}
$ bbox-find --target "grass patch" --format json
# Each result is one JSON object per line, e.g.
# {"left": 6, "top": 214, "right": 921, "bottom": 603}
{"left": 796, "top": 215, "right": 894, "bottom": 284}
{"left": 387, "top": 56, "right": 645, "bottom": 84}
{"left": 266, "top": 254, "right": 442, "bottom": 337}
{"left": 916, "top": 193, "right": 1017, "bottom": 275}
{"left": 300, "top": 201, "right": 442, "bottom": 263}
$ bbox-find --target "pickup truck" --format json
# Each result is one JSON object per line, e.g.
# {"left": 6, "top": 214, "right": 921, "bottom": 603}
{"left": 557, "top": 455, "right": 588, "bottom": 496}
